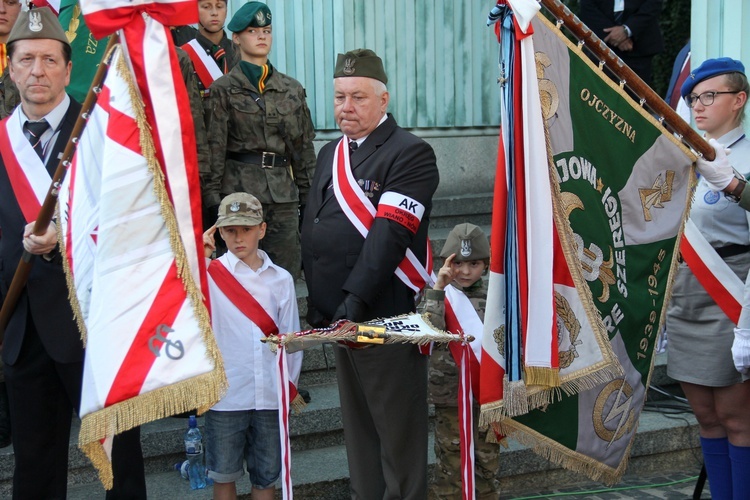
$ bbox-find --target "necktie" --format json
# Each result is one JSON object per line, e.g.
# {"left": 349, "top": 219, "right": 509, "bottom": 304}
{"left": 349, "top": 140, "right": 358, "bottom": 156}
{"left": 23, "top": 120, "right": 50, "bottom": 160}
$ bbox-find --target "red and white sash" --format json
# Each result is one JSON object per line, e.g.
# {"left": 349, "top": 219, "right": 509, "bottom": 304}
{"left": 444, "top": 284, "right": 484, "bottom": 500}
{"left": 681, "top": 218, "right": 744, "bottom": 324}
{"left": 181, "top": 39, "right": 223, "bottom": 90}
{"left": 207, "top": 259, "right": 298, "bottom": 500}
{"left": 331, "top": 138, "right": 433, "bottom": 294}
{"left": 207, "top": 259, "right": 299, "bottom": 400}
{"left": 0, "top": 112, "right": 52, "bottom": 222}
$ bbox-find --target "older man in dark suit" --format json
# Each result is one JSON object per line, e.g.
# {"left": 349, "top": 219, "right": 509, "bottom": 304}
{"left": 301, "top": 48, "right": 439, "bottom": 499}
{"left": 0, "top": 8, "right": 145, "bottom": 498}
{"left": 579, "top": 0, "right": 664, "bottom": 87}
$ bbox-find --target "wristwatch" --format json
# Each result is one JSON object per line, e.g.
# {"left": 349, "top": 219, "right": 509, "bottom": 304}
{"left": 725, "top": 172, "right": 748, "bottom": 203}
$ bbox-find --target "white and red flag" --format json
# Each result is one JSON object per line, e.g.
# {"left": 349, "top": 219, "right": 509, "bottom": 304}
{"left": 58, "top": 0, "right": 226, "bottom": 488}
{"left": 479, "top": 0, "right": 622, "bottom": 425}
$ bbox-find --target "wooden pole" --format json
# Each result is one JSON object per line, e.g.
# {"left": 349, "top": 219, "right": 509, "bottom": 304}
{"left": 0, "top": 34, "right": 119, "bottom": 342}
{"left": 539, "top": 0, "right": 714, "bottom": 160}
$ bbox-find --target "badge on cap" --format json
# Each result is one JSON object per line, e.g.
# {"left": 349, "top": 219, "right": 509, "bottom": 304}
{"left": 460, "top": 238, "right": 472, "bottom": 258}
{"left": 255, "top": 10, "right": 271, "bottom": 26}
{"left": 230, "top": 201, "right": 241, "bottom": 212}
{"left": 343, "top": 58, "right": 355, "bottom": 76}
{"left": 29, "top": 11, "right": 43, "bottom": 32}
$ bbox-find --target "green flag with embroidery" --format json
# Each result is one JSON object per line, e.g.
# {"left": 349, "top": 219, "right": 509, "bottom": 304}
{"left": 493, "top": 12, "right": 697, "bottom": 485}
{"left": 59, "top": 0, "right": 108, "bottom": 103}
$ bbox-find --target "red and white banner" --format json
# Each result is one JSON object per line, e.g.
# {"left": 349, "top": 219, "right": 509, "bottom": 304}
{"left": 32, "top": 0, "right": 60, "bottom": 14}
{"left": 59, "top": 1, "right": 225, "bottom": 488}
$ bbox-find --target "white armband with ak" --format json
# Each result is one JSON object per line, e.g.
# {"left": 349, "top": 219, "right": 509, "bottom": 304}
{"left": 376, "top": 192, "right": 425, "bottom": 234}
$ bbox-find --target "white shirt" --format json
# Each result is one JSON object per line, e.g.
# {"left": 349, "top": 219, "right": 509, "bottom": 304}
{"left": 17, "top": 94, "right": 71, "bottom": 164}
{"left": 208, "top": 249, "right": 302, "bottom": 411}
{"left": 690, "top": 127, "right": 750, "bottom": 247}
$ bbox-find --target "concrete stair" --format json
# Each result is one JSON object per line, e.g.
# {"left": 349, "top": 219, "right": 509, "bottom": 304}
{"left": 2, "top": 195, "right": 704, "bottom": 498}
{"left": 0, "top": 351, "right": 697, "bottom": 499}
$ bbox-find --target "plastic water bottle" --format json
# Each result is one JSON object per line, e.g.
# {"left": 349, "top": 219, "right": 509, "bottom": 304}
{"left": 184, "top": 415, "right": 207, "bottom": 489}
{"left": 174, "top": 460, "right": 189, "bottom": 480}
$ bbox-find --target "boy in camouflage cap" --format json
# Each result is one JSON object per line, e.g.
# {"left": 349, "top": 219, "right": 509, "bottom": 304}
{"left": 421, "top": 223, "right": 501, "bottom": 498}
{"left": 202, "top": 192, "right": 303, "bottom": 500}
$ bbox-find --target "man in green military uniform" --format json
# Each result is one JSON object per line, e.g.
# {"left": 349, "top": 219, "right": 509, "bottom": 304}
{"left": 205, "top": 1, "right": 316, "bottom": 280}
{"left": 421, "top": 223, "right": 501, "bottom": 499}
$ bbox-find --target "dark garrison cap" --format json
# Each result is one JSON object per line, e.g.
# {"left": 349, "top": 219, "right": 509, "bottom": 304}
{"left": 334, "top": 48, "right": 388, "bottom": 84}
{"left": 440, "top": 223, "right": 490, "bottom": 262}
{"left": 227, "top": 2, "right": 272, "bottom": 33}
{"left": 7, "top": 7, "right": 70, "bottom": 47}
{"left": 681, "top": 57, "right": 746, "bottom": 98}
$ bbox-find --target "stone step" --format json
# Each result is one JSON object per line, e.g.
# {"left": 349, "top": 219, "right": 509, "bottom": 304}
{"left": 430, "top": 194, "right": 493, "bottom": 229}
{"left": 65, "top": 404, "right": 699, "bottom": 499}
{"left": 0, "top": 352, "right": 684, "bottom": 497}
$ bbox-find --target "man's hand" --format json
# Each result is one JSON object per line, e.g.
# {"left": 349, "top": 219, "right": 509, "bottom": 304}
{"left": 434, "top": 253, "right": 457, "bottom": 291}
{"left": 603, "top": 25, "right": 629, "bottom": 46}
{"left": 696, "top": 138, "right": 735, "bottom": 191}
{"left": 23, "top": 221, "right": 57, "bottom": 255}
{"left": 203, "top": 225, "right": 217, "bottom": 258}
{"left": 305, "top": 297, "right": 330, "bottom": 328}
{"left": 618, "top": 38, "right": 633, "bottom": 51}
{"left": 732, "top": 328, "right": 750, "bottom": 375}
{"left": 332, "top": 293, "right": 367, "bottom": 323}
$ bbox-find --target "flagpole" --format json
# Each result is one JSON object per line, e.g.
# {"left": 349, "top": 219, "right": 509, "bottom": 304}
{"left": 0, "top": 34, "right": 119, "bottom": 342}
{"left": 539, "top": 0, "right": 714, "bottom": 161}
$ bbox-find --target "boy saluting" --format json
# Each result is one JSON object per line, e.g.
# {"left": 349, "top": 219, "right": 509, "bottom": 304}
{"left": 203, "top": 192, "right": 302, "bottom": 500}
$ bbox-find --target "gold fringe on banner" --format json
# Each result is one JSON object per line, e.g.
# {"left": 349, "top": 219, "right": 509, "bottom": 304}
{"left": 74, "top": 46, "right": 227, "bottom": 490}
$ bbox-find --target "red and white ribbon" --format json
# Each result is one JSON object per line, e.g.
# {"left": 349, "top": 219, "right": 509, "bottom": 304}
{"left": 181, "top": 39, "right": 223, "bottom": 90}
{"left": 330, "top": 138, "right": 432, "bottom": 293}
{"left": 681, "top": 218, "right": 743, "bottom": 324}
{"left": 0, "top": 113, "right": 52, "bottom": 222}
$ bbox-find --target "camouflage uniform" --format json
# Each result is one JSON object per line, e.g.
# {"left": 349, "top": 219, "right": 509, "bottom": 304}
{"left": 422, "top": 278, "right": 501, "bottom": 499}
{"left": 0, "top": 68, "right": 19, "bottom": 120}
{"left": 171, "top": 25, "right": 240, "bottom": 117}
{"left": 176, "top": 47, "right": 212, "bottom": 228}
{"left": 205, "top": 64, "right": 316, "bottom": 280}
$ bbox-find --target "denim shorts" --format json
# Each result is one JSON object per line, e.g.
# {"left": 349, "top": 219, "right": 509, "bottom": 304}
{"left": 205, "top": 409, "right": 281, "bottom": 488}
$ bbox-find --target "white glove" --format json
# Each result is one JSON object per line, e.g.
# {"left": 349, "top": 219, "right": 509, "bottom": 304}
{"left": 696, "top": 138, "right": 734, "bottom": 191}
{"left": 732, "top": 327, "right": 750, "bottom": 375}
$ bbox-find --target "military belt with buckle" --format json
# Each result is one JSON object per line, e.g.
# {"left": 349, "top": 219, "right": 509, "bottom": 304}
{"left": 227, "top": 151, "right": 290, "bottom": 168}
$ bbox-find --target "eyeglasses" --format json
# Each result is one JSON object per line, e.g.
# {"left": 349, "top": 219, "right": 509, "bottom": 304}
{"left": 684, "top": 90, "right": 741, "bottom": 108}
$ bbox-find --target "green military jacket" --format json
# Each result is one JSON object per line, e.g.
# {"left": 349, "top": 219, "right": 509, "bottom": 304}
{"left": 204, "top": 64, "right": 316, "bottom": 208}
{"left": 422, "top": 278, "right": 487, "bottom": 407}
{"left": 176, "top": 47, "right": 211, "bottom": 184}
{"left": 0, "top": 68, "right": 19, "bottom": 120}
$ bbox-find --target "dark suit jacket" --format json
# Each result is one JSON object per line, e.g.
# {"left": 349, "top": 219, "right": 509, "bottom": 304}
{"left": 301, "top": 114, "right": 439, "bottom": 321}
{"left": 0, "top": 97, "right": 84, "bottom": 365}
{"left": 579, "top": 0, "right": 664, "bottom": 59}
